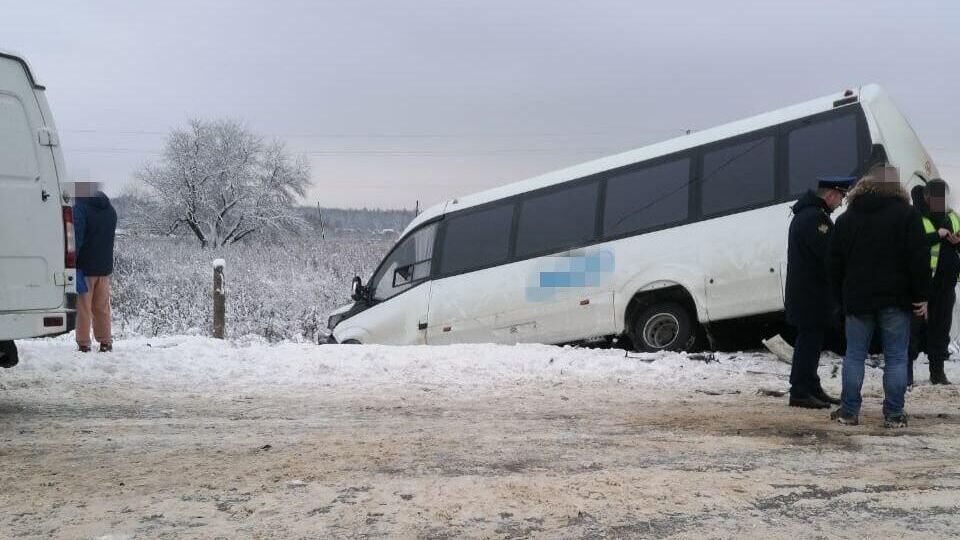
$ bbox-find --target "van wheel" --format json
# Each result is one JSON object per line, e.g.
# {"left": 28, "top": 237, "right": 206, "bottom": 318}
{"left": 0, "top": 341, "right": 18, "bottom": 368}
{"left": 632, "top": 302, "right": 696, "bottom": 352}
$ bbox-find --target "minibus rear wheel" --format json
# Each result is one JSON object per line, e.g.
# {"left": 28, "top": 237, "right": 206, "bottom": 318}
{"left": 632, "top": 302, "right": 695, "bottom": 353}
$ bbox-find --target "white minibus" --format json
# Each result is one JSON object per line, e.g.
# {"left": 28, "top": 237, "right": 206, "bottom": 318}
{"left": 328, "top": 85, "right": 940, "bottom": 351}
{"left": 0, "top": 51, "right": 77, "bottom": 367}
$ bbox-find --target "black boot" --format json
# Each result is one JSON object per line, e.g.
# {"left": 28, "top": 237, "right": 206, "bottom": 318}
{"left": 930, "top": 358, "right": 952, "bottom": 385}
{"left": 813, "top": 387, "right": 841, "bottom": 406}
{"left": 789, "top": 395, "right": 831, "bottom": 409}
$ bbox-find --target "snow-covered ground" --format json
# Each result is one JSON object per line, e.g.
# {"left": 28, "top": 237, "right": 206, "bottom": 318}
{"left": 3, "top": 336, "right": 960, "bottom": 538}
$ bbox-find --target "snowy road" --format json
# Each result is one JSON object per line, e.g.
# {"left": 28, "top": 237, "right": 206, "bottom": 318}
{"left": 2, "top": 337, "right": 960, "bottom": 539}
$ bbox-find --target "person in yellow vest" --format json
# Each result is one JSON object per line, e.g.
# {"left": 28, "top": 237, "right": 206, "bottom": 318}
{"left": 908, "top": 178, "right": 959, "bottom": 385}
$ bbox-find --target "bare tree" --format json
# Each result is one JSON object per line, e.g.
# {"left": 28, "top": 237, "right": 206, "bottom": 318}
{"left": 129, "top": 119, "right": 310, "bottom": 247}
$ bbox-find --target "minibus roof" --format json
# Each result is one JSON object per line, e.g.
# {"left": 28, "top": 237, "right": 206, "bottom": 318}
{"left": 402, "top": 84, "right": 882, "bottom": 237}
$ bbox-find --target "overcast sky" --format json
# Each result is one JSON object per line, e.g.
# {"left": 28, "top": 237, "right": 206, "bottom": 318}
{"left": 3, "top": 0, "right": 958, "bottom": 210}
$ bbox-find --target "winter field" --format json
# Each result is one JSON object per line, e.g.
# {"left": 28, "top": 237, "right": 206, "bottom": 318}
{"left": 3, "top": 335, "right": 960, "bottom": 538}
{"left": 2, "top": 233, "right": 960, "bottom": 538}
{"left": 110, "top": 234, "right": 393, "bottom": 343}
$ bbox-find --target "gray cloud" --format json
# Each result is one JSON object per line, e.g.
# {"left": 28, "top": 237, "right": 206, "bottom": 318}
{"left": 4, "top": 0, "right": 958, "bottom": 209}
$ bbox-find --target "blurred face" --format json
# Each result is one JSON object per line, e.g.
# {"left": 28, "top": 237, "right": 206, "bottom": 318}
{"left": 926, "top": 182, "right": 949, "bottom": 212}
{"left": 73, "top": 181, "right": 101, "bottom": 198}
{"left": 927, "top": 194, "right": 947, "bottom": 212}
{"left": 877, "top": 165, "right": 900, "bottom": 184}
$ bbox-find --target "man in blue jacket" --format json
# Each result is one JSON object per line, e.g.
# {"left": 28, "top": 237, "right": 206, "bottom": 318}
{"left": 73, "top": 183, "right": 118, "bottom": 353}
{"left": 784, "top": 177, "right": 851, "bottom": 408}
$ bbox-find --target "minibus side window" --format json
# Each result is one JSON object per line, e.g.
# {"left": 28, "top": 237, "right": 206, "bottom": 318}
{"left": 603, "top": 157, "right": 690, "bottom": 237}
{"left": 371, "top": 223, "right": 436, "bottom": 301}
{"left": 438, "top": 203, "right": 514, "bottom": 276}
{"left": 515, "top": 181, "right": 599, "bottom": 258}
{"left": 787, "top": 113, "right": 859, "bottom": 197}
{"left": 701, "top": 135, "right": 775, "bottom": 216}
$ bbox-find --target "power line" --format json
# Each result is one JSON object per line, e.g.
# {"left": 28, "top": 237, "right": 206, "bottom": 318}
{"left": 64, "top": 146, "right": 637, "bottom": 157}
{"left": 300, "top": 147, "right": 631, "bottom": 156}
{"left": 64, "top": 143, "right": 960, "bottom": 160}
{"left": 67, "top": 147, "right": 161, "bottom": 155}
{"left": 61, "top": 129, "right": 168, "bottom": 136}
{"left": 58, "top": 127, "right": 689, "bottom": 139}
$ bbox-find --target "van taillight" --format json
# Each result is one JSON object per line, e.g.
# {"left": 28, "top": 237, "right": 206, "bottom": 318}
{"left": 62, "top": 206, "right": 76, "bottom": 269}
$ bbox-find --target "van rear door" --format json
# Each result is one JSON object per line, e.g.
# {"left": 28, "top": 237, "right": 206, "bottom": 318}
{"left": 0, "top": 54, "right": 66, "bottom": 312}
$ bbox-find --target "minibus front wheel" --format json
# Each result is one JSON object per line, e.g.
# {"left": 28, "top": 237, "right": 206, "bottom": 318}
{"left": 632, "top": 302, "right": 696, "bottom": 353}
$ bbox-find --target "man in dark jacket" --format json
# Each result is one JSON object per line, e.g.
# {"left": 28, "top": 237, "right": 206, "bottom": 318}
{"left": 827, "top": 165, "right": 930, "bottom": 428}
{"left": 908, "top": 179, "right": 959, "bottom": 385}
{"left": 73, "top": 184, "right": 118, "bottom": 353}
{"left": 784, "top": 177, "right": 850, "bottom": 408}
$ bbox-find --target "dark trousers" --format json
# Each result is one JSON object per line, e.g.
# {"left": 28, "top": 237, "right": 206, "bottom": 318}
{"left": 790, "top": 326, "right": 825, "bottom": 398}
{"left": 909, "top": 285, "right": 955, "bottom": 375}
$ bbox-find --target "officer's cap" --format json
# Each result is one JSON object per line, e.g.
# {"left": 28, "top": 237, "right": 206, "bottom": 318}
{"left": 816, "top": 176, "right": 855, "bottom": 192}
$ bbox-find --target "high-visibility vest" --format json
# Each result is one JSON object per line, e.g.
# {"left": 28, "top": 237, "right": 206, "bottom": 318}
{"left": 921, "top": 210, "right": 960, "bottom": 276}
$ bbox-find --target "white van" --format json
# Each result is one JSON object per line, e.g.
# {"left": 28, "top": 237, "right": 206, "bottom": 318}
{"left": 0, "top": 50, "right": 76, "bottom": 367}
{"left": 327, "top": 85, "right": 941, "bottom": 351}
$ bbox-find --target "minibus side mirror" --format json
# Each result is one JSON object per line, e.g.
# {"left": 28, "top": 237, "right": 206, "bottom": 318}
{"left": 350, "top": 276, "right": 368, "bottom": 302}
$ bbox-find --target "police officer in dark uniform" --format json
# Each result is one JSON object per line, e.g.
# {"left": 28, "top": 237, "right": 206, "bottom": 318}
{"left": 785, "top": 177, "right": 852, "bottom": 408}
{"left": 908, "top": 178, "right": 959, "bottom": 385}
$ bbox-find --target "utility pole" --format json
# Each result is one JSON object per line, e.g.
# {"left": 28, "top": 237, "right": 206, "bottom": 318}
{"left": 212, "top": 259, "right": 226, "bottom": 339}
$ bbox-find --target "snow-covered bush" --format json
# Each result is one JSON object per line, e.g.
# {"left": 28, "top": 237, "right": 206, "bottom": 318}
{"left": 111, "top": 234, "right": 391, "bottom": 342}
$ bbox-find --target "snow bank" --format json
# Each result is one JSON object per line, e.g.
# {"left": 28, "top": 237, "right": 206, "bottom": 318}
{"left": 12, "top": 335, "right": 957, "bottom": 397}
{"left": 10, "top": 335, "right": 791, "bottom": 394}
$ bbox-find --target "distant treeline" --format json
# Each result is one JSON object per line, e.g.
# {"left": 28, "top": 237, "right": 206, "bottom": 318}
{"left": 298, "top": 206, "right": 416, "bottom": 234}
{"left": 112, "top": 195, "right": 416, "bottom": 236}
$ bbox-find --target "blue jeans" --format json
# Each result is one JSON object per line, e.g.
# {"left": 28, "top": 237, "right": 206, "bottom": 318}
{"left": 841, "top": 308, "right": 911, "bottom": 418}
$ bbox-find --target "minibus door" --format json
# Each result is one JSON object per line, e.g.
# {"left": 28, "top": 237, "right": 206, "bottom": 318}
{"left": 361, "top": 223, "right": 437, "bottom": 345}
{"left": 702, "top": 206, "right": 788, "bottom": 320}
{"left": 357, "top": 280, "right": 432, "bottom": 345}
{"left": 705, "top": 263, "right": 783, "bottom": 320}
